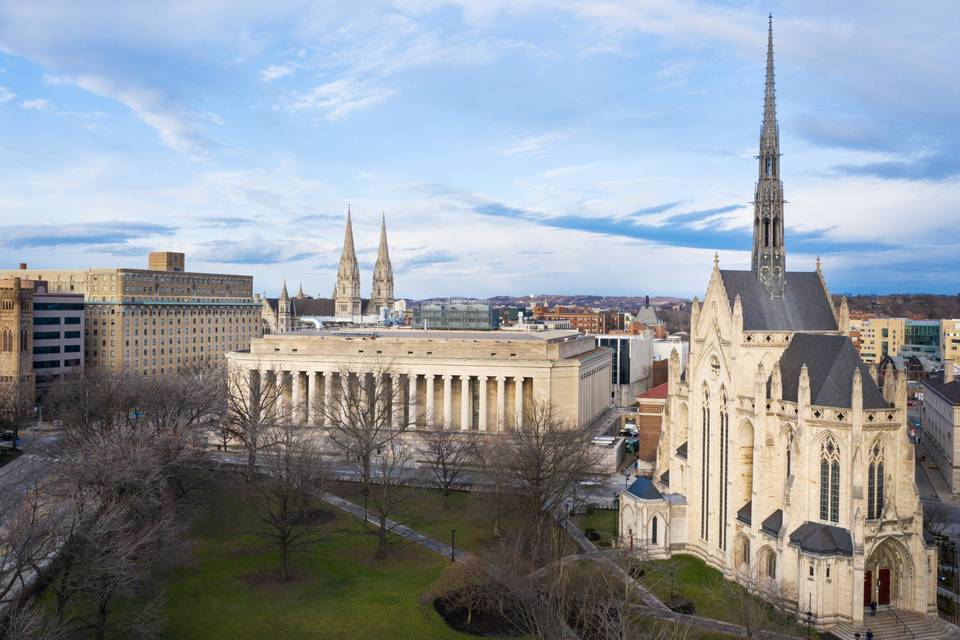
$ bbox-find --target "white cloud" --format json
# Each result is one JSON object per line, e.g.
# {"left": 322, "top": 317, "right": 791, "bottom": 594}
{"left": 502, "top": 133, "right": 564, "bottom": 157}
{"left": 0, "top": 86, "right": 15, "bottom": 103}
{"left": 260, "top": 63, "right": 295, "bottom": 82}
{"left": 19, "top": 98, "right": 50, "bottom": 110}
{"left": 283, "top": 78, "right": 398, "bottom": 120}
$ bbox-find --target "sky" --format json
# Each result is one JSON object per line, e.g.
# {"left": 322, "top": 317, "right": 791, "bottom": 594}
{"left": 0, "top": 1, "right": 958, "bottom": 299}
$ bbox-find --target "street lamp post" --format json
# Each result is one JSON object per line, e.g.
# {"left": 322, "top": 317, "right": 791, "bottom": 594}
{"left": 450, "top": 528, "right": 456, "bottom": 562}
{"left": 624, "top": 473, "right": 630, "bottom": 488}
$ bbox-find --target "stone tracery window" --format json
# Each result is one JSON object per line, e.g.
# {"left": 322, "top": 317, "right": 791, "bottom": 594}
{"left": 718, "top": 387, "right": 729, "bottom": 551}
{"left": 867, "top": 441, "right": 885, "bottom": 520}
{"left": 0, "top": 327, "right": 11, "bottom": 352}
{"left": 819, "top": 435, "right": 840, "bottom": 523}
{"left": 784, "top": 426, "right": 795, "bottom": 478}
{"left": 700, "top": 386, "right": 710, "bottom": 542}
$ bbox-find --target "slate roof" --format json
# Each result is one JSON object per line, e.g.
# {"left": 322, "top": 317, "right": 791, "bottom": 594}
{"left": 675, "top": 442, "right": 688, "bottom": 459}
{"left": 719, "top": 270, "right": 838, "bottom": 331}
{"left": 788, "top": 521, "right": 853, "bottom": 556}
{"left": 640, "top": 382, "right": 668, "bottom": 399}
{"left": 659, "top": 470, "right": 670, "bottom": 487}
{"left": 736, "top": 501, "right": 752, "bottom": 526}
{"left": 923, "top": 372, "right": 960, "bottom": 406}
{"left": 265, "top": 297, "right": 371, "bottom": 316}
{"left": 626, "top": 477, "right": 664, "bottom": 501}
{"left": 777, "top": 334, "right": 889, "bottom": 409}
{"left": 761, "top": 509, "right": 783, "bottom": 537}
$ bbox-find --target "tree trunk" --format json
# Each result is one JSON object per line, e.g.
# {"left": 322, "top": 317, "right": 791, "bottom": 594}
{"left": 280, "top": 538, "right": 289, "bottom": 582}
{"left": 442, "top": 488, "right": 450, "bottom": 509}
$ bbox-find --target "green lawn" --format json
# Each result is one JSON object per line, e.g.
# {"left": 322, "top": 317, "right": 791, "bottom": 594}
{"left": 638, "top": 554, "right": 801, "bottom": 634}
{"left": 574, "top": 509, "right": 618, "bottom": 548}
{"left": 328, "top": 481, "right": 576, "bottom": 555}
{"left": 160, "top": 479, "right": 471, "bottom": 640}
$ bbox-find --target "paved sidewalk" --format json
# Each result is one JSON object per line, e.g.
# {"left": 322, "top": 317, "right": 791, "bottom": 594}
{"left": 916, "top": 439, "right": 960, "bottom": 505}
{"left": 321, "top": 492, "right": 474, "bottom": 564}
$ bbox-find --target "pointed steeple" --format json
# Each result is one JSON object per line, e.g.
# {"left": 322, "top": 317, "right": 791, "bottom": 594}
{"left": 334, "top": 205, "right": 362, "bottom": 320}
{"left": 279, "top": 280, "right": 289, "bottom": 301}
{"left": 277, "top": 280, "right": 292, "bottom": 332}
{"left": 370, "top": 212, "right": 395, "bottom": 313}
{"left": 751, "top": 14, "right": 786, "bottom": 297}
{"left": 296, "top": 282, "right": 306, "bottom": 299}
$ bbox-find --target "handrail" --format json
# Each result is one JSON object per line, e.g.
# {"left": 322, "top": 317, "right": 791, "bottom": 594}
{"left": 889, "top": 607, "right": 916, "bottom": 640}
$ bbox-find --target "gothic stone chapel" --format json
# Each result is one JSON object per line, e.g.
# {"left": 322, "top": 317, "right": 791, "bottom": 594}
{"left": 620, "top": 17, "right": 937, "bottom": 629}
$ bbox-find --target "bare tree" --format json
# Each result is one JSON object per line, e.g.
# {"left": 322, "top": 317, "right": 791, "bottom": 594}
{"left": 417, "top": 430, "right": 474, "bottom": 508}
{"left": 475, "top": 436, "right": 510, "bottom": 538}
{"left": 502, "top": 401, "right": 602, "bottom": 556}
{"left": 319, "top": 364, "right": 415, "bottom": 558}
{"left": 38, "top": 372, "right": 199, "bottom": 638}
{"left": 366, "top": 441, "right": 412, "bottom": 559}
{"left": 251, "top": 422, "right": 327, "bottom": 582}
{"left": 319, "top": 364, "right": 412, "bottom": 488}
{"left": 223, "top": 363, "right": 293, "bottom": 478}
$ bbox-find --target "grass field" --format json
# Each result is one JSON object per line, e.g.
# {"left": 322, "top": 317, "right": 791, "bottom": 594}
{"left": 574, "top": 508, "right": 618, "bottom": 547}
{"left": 160, "top": 478, "right": 470, "bottom": 640}
{"left": 328, "top": 481, "right": 577, "bottom": 555}
{"left": 638, "top": 554, "right": 801, "bottom": 634}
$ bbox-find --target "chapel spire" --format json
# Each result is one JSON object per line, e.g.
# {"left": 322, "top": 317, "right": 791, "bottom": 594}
{"left": 334, "top": 205, "right": 362, "bottom": 320}
{"left": 369, "top": 212, "right": 395, "bottom": 313}
{"left": 751, "top": 14, "right": 786, "bottom": 297}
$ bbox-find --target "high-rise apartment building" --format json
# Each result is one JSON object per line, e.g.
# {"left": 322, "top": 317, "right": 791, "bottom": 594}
{"left": 1, "top": 252, "right": 260, "bottom": 377}
{"left": 855, "top": 317, "right": 905, "bottom": 363}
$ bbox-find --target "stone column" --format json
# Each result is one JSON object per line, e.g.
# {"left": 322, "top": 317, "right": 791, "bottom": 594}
{"left": 425, "top": 374, "right": 435, "bottom": 429}
{"left": 460, "top": 375, "right": 471, "bottom": 431}
{"left": 442, "top": 375, "right": 453, "bottom": 430}
{"left": 478, "top": 375, "right": 488, "bottom": 432}
{"left": 514, "top": 375, "right": 524, "bottom": 428}
{"left": 291, "top": 370, "right": 303, "bottom": 424}
{"left": 496, "top": 376, "right": 506, "bottom": 432}
{"left": 340, "top": 372, "right": 350, "bottom": 424}
{"left": 323, "top": 371, "right": 333, "bottom": 427}
{"left": 391, "top": 373, "right": 403, "bottom": 429}
{"left": 307, "top": 370, "right": 318, "bottom": 425}
{"left": 408, "top": 374, "right": 418, "bottom": 429}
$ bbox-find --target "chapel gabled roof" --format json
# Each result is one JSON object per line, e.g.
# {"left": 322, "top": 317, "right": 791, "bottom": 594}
{"left": 718, "top": 270, "right": 837, "bottom": 331}
{"left": 626, "top": 477, "right": 664, "bottom": 501}
{"left": 778, "top": 334, "right": 888, "bottom": 409}
{"left": 788, "top": 521, "right": 853, "bottom": 557}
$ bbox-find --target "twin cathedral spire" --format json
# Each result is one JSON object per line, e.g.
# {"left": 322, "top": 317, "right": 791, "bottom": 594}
{"left": 333, "top": 206, "right": 394, "bottom": 319}
{"left": 751, "top": 15, "right": 786, "bottom": 297}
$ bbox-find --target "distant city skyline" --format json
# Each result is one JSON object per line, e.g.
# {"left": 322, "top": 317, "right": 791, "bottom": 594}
{"left": 0, "top": 1, "right": 957, "bottom": 297}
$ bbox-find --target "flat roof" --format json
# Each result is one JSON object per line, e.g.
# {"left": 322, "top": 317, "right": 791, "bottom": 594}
{"left": 265, "top": 328, "right": 583, "bottom": 343}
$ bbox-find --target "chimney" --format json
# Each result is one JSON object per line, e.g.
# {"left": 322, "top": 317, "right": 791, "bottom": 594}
{"left": 19, "top": 263, "right": 27, "bottom": 270}
{"left": 946, "top": 360, "right": 956, "bottom": 384}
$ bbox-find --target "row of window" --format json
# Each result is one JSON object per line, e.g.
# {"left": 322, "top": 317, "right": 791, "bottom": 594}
{"left": 33, "top": 344, "right": 81, "bottom": 354}
{"left": 34, "top": 331, "right": 81, "bottom": 340}
{"left": 33, "top": 316, "right": 81, "bottom": 325}
{"left": 34, "top": 359, "right": 80, "bottom": 369}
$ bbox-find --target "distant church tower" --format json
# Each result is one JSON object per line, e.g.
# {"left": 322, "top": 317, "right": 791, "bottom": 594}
{"left": 369, "top": 213, "right": 395, "bottom": 313}
{"left": 277, "top": 280, "right": 293, "bottom": 333}
{"left": 334, "top": 207, "right": 363, "bottom": 320}
{"left": 751, "top": 15, "right": 786, "bottom": 297}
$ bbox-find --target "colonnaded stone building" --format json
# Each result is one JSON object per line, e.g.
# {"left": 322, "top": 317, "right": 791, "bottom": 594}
{"left": 226, "top": 328, "right": 612, "bottom": 432}
{"left": 261, "top": 209, "right": 394, "bottom": 332}
{"left": 621, "top": 18, "right": 937, "bottom": 632}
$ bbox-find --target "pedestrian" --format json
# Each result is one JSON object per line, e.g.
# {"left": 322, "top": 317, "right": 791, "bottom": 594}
{"left": 865, "top": 628, "right": 873, "bottom": 640}
{"left": 870, "top": 600, "right": 877, "bottom": 617}
{"left": 854, "top": 633, "right": 860, "bottom": 640}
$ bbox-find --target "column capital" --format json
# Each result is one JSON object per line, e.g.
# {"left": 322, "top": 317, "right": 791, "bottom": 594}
{"left": 496, "top": 375, "right": 507, "bottom": 383}
{"left": 442, "top": 374, "right": 453, "bottom": 381}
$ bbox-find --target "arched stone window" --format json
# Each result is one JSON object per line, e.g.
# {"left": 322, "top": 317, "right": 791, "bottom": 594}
{"left": 784, "top": 426, "right": 795, "bottom": 478}
{"left": 1, "top": 327, "right": 11, "bottom": 352}
{"left": 819, "top": 435, "right": 840, "bottom": 523}
{"left": 651, "top": 516, "right": 658, "bottom": 545}
{"left": 867, "top": 441, "right": 885, "bottom": 520}
{"left": 19, "top": 328, "right": 27, "bottom": 352}
{"left": 718, "top": 387, "right": 730, "bottom": 551}
{"left": 700, "top": 386, "right": 711, "bottom": 541}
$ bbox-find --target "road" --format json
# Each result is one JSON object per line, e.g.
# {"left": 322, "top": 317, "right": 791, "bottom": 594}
{"left": 0, "top": 426, "right": 59, "bottom": 514}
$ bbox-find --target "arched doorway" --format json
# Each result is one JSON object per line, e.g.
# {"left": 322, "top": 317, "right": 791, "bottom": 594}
{"left": 864, "top": 537, "right": 913, "bottom": 609}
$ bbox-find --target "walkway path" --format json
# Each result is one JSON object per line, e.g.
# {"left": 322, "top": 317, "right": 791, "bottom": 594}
{"left": 320, "top": 492, "right": 474, "bottom": 564}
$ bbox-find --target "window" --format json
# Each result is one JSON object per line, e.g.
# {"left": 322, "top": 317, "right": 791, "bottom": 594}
{"left": 33, "top": 317, "right": 61, "bottom": 325}
{"left": 64, "top": 331, "right": 80, "bottom": 339}
{"left": 867, "top": 442, "right": 885, "bottom": 520}
{"left": 0, "top": 327, "right": 11, "bottom": 352}
{"left": 819, "top": 436, "right": 840, "bottom": 523}
{"left": 33, "top": 345, "right": 61, "bottom": 354}
{"left": 700, "top": 387, "right": 710, "bottom": 541}
{"left": 718, "top": 388, "right": 729, "bottom": 551}
{"left": 652, "top": 517, "right": 658, "bottom": 545}
{"left": 65, "top": 317, "right": 81, "bottom": 325}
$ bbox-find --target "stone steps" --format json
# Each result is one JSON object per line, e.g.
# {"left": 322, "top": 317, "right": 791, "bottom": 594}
{"left": 829, "top": 609, "right": 959, "bottom": 640}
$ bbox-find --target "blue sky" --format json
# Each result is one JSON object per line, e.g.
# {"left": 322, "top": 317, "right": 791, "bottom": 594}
{"left": 0, "top": 1, "right": 957, "bottom": 298}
